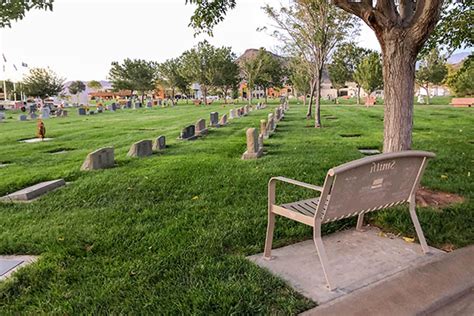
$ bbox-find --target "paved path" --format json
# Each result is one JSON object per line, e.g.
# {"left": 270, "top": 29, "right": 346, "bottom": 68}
{"left": 302, "top": 245, "right": 474, "bottom": 316}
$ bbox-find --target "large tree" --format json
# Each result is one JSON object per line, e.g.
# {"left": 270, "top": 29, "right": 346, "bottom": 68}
{"left": 22, "top": 68, "right": 65, "bottom": 100}
{"left": 445, "top": 54, "right": 473, "bottom": 97}
{"left": 415, "top": 48, "right": 448, "bottom": 104}
{"left": 289, "top": 56, "right": 312, "bottom": 106}
{"left": 186, "top": 0, "right": 450, "bottom": 152}
{"left": 108, "top": 59, "right": 157, "bottom": 104}
{"left": 353, "top": 52, "right": 383, "bottom": 103}
{"left": 330, "top": 42, "right": 371, "bottom": 104}
{"left": 181, "top": 41, "right": 217, "bottom": 105}
{"left": 254, "top": 50, "right": 285, "bottom": 104}
{"left": 263, "top": 0, "right": 359, "bottom": 127}
{"left": 1, "top": 0, "right": 54, "bottom": 28}
{"left": 68, "top": 80, "right": 86, "bottom": 105}
{"left": 211, "top": 47, "right": 240, "bottom": 104}
{"left": 238, "top": 48, "right": 267, "bottom": 105}
{"left": 328, "top": 58, "right": 348, "bottom": 104}
{"left": 158, "top": 58, "right": 188, "bottom": 105}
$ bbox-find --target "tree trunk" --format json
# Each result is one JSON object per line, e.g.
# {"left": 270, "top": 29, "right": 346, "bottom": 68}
{"left": 314, "top": 77, "right": 322, "bottom": 128}
{"left": 356, "top": 86, "right": 361, "bottom": 105}
{"left": 381, "top": 39, "right": 417, "bottom": 152}
{"left": 141, "top": 91, "right": 145, "bottom": 105}
{"left": 424, "top": 85, "right": 430, "bottom": 105}
{"left": 248, "top": 87, "right": 252, "bottom": 105}
{"left": 203, "top": 86, "right": 207, "bottom": 106}
{"left": 264, "top": 88, "right": 268, "bottom": 104}
{"left": 307, "top": 79, "right": 317, "bottom": 118}
{"left": 335, "top": 89, "right": 339, "bottom": 104}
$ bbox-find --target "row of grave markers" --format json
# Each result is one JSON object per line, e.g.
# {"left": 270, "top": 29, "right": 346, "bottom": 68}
{"left": 242, "top": 103, "right": 289, "bottom": 160}
{"left": 80, "top": 136, "right": 166, "bottom": 171}
{"left": 178, "top": 103, "right": 267, "bottom": 141}
{"left": 80, "top": 102, "right": 272, "bottom": 171}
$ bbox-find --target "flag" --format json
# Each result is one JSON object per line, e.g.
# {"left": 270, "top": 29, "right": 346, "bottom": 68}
{"left": 13, "top": 64, "right": 18, "bottom": 71}
{"left": 22, "top": 62, "right": 28, "bottom": 67}
{"left": 2, "top": 54, "right": 6, "bottom": 62}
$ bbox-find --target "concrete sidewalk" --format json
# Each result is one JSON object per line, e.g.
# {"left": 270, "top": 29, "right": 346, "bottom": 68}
{"left": 302, "top": 245, "right": 474, "bottom": 316}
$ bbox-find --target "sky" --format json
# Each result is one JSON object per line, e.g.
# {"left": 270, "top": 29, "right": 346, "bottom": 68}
{"left": 0, "top": 0, "right": 381, "bottom": 81}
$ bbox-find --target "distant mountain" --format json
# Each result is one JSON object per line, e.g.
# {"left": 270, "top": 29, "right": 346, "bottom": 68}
{"left": 447, "top": 51, "right": 471, "bottom": 65}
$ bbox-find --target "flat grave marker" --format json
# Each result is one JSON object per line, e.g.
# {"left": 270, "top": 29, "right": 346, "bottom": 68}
{"left": 0, "top": 179, "right": 66, "bottom": 202}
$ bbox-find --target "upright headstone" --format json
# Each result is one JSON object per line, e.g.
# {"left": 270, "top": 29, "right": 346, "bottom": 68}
{"left": 81, "top": 147, "right": 115, "bottom": 171}
{"left": 62, "top": 110, "right": 68, "bottom": 117}
{"left": 0, "top": 112, "right": 4, "bottom": 122}
{"left": 127, "top": 100, "right": 132, "bottom": 109}
{"left": 19, "top": 114, "right": 27, "bottom": 121}
{"left": 179, "top": 125, "right": 197, "bottom": 141}
{"left": 153, "top": 135, "right": 166, "bottom": 151}
{"left": 111, "top": 103, "right": 117, "bottom": 111}
{"left": 40, "top": 108, "right": 50, "bottom": 119}
{"left": 147, "top": 101, "right": 152, "bottom": 108}
{"left": 209, "top": 112, "right": 219, "bottom": 127}
{"left": 242, "top": 106, "right": 247, "bottom": 116}
{"left": 219, "top": 114, "right": 228, "bottom": 126}
{"left": 195, "top": 119, "right": 208, "bottom": 136}
{"left": 97, "top": 105, "right": 104, "bottom": 113}
{"left": 229, "top": 109, "right": 237, "bottom": 119}
{"left": 127, "top": 140, "right": 153, "bottom": 157}
{"left": 278, "top": 108, "right": 284, "bottom": 121}
{"left": 268, "top": 113, "right": 275, "bottom": 133}
{"left": 260, "top": 119, "right": 268, "bottom": 139}
{"left": 242, "top": 128, "right": 263, "bottom": 160}
{"left": 29, "top": 113, "right": 38, "bottom": 120}
{"left": 78, "top": 108, "right": 86, "bottom": 116}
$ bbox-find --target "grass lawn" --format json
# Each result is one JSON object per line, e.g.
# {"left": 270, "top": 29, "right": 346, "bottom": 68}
{"left": 0, "top": 100, "right": 473, "bottom": 314}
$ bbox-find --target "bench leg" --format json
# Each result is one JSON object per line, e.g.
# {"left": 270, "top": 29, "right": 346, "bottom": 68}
{"left": 314, "top": 226, "right": 335, "bottom": 291}
{"left": 408, "top": 195, "right": 430, "bottom": 254}
{"left": 263, "top": 212, "right": 276, "bottom": 260}
{"left": 356, "top": 213, "right": 364, "bottom": 231}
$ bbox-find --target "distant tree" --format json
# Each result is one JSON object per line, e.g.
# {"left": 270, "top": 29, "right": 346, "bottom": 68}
{"left": 445, "top": 54, "right": 473, "bottom": 97}
{"left": 263, "top": 0, "right": 359, "bottom": 127}
{"left": 181, "top": 41, "right": 217, "bottom": 105}
{"left": 1, "top": 0, "right": 54, "bottom": 28}
{"left": 239, "top": 48, "right": 267, "bottom": 105}
{"left": 22, "top": 68, "right": 65, "bottom": 100}
{"left": 416, "top": 49, "right": 448, "bottom": 104}
{"left": 108, "top": 59, "right": 157, "bottom": 104}
{"left": 158, "top": 58, "right": 188, "bottom": 105}
{"left": 87, "top": 80, "right": 102, "bottom": 92}
{"left": 68, "top": 80, "right": 86, "bottom": 105}
{"left": 353, "top": 52, "right": 383, "bottom": 102}
{"left": 328, "top": 59, "right": 348, "bottom": 104}
{"left": 330, "top": 43, "right": 371, "bottom": 104}
{"left": 289, "top": 56, "right": 311, "bottom": 106}
{"left": 254, "top": 50, "right": 285, "bottom": 104}
{"left": 212, "top": 47, "right": 240, "bottom": 104}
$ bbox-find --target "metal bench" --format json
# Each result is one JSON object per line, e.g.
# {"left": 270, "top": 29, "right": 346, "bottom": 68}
{"left": 263, "top": 150, "right": 436, "bottom": 290}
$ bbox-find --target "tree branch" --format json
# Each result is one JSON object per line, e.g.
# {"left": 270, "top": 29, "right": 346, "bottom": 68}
{"left": 408, "top": 0, "right": 444, "bottom": 46}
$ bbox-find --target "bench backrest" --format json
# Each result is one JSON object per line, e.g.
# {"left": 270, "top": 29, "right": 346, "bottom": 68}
{"left": 319, "top": 151, "right": 435, "bottom": 223}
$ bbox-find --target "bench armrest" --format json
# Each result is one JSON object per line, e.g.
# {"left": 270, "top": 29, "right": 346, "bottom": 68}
{"left": 269, "top": 176, "right": 323, "bottom": 192}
